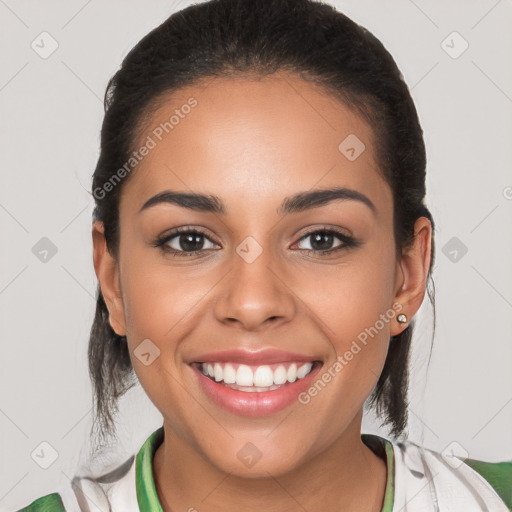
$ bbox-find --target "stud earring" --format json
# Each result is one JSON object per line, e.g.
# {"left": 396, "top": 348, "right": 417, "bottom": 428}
{"left": 397, "top": 313, "right": 408, "bottom": 324}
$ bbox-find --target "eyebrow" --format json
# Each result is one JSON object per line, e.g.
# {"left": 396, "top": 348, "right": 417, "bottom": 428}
{"left": 139, "top": 186, "right": 377, "bottom": 216}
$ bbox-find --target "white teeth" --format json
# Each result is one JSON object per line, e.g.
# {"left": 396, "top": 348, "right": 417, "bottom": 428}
{"left": 200, "top": 361, "right": 314, "bottom": 388}
{"left": 287, "top": 363, "right": 297, "bottom": 383}
{"left": 236, "top": 364, "right": 254, "bottom": 386}
{"left": 297, "top": 363, "right": 312, "bottom": 379}
{"left": 273, "top": 365, "right": 288, "bottom": 385}
{"left": 253, "top": 365, "right": 274, "bottom": 387}
{"left": 223, "top": 364, "right": 237, "bottom": 384}
{"left": 224, "top": 383, "right": 281, "bottom": 392}
{"left": 214, "top": 363, "right": 223, "bottom": 382}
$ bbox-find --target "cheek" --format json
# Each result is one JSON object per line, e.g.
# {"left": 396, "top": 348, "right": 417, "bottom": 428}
{"left": 118, "top": 259, "right": 197, "bottom": 411}
{"left": 119, "top": 245, "right": 220, "bottom": 358}
{"left": 291, "top": 247, "right": 397, "bottom": 340}
{"left": 287, "top": 244, "right": 396, "bottom": 397}
{"left": 122, "top": 266, "right": 202, "bottom": 341}
{"left": 297, "top": 264, "right": 394, "bottom": 419}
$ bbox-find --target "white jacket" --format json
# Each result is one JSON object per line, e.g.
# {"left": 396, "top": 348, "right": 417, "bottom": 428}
{"left": 16, "top": 427, "right": 512, "bottom": 511}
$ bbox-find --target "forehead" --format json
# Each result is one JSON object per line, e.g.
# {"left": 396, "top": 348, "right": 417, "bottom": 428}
{"left": 120, "top": 71, "right": 392, "bottom": 219}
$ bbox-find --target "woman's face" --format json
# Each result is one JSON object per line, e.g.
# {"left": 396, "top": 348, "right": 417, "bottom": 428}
{"left": 94, "top": 70, "right": 431, "bottom": 477}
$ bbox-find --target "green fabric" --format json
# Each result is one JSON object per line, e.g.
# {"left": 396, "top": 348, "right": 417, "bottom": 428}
{"left": 135, "top": 427, "right": 397, "bottom": 512}
{"left": 463, "top": 457, "right": 512, "bottom": 510}
{"left": 14, "top": 426, "right": 511, "bottom": 511}
{"left": 137, "top": 425, "right": 165, "bottom": 512}
{"left": 362, "top": 433, "right": 396, "bottom": 512}
{"left": 15, "top": 492, "right": 66, "bottom": 512}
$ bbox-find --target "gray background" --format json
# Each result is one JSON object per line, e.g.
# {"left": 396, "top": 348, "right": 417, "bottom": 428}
{"left": 1, "top": 0, "right": 511, "bottom": 509}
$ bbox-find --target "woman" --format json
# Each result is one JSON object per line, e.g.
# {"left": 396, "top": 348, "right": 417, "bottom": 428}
{"left": 16, "top": 0, "right": 511, "bottom": 510}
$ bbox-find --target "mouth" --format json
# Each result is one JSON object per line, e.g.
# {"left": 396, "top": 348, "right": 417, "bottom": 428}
{"left": 191, "top": 360, "right": 322, "bottom": 391}
{"left": 189, "top": 360, "right": 324, "bottom": 416}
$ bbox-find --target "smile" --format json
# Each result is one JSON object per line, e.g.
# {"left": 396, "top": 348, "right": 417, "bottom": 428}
{"left": 189, "top": 360, "right": 323, "bottom": 416}
{"left": 199, "top": 361, "right": 315, "bottom": 389}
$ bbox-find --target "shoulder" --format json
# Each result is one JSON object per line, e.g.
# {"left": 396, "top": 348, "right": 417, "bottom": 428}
{"left": 394, "top": 438, "right": 512, "bottom": 511}
{"left": 463, "top": 457, "right": 512, "bottom": 510}
{"left": 13, "top": 454, "right": 138, "bottom": 512}
{"left": 14, "top": 492, "right": 66, "bottom": 511}
{"left": 13, "top": 426, "right": 164, "bottom": 512}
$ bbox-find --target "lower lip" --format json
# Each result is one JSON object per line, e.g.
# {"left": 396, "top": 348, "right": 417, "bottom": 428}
{"left": 190, "top": 362, "right": 323, "bottom": 417}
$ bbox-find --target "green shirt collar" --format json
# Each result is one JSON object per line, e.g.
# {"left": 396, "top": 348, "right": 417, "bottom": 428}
{"left": 136, "top": 426, "right": 165, "bottom": 512}
{"left": 136, "top": 426, "right": 395, "bottom": 512}
{"left": 362, "top": 432, "right": 395, "bottom": 512}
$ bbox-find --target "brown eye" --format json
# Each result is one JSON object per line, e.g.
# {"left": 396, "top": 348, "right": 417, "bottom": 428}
{"left": 293, "top": 228, "right": 360, "bottom": 255}
{"left": 153, "top": 227, "right": 220, "bottom": 256}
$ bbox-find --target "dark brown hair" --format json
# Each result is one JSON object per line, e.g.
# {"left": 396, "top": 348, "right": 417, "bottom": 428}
{"left": 88, "top": 0, "right": 436, "bottom": 452}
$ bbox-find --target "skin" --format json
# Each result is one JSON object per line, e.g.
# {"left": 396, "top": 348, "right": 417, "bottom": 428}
{"left": 92, "top": 70, "right": 432, "bottom": 512}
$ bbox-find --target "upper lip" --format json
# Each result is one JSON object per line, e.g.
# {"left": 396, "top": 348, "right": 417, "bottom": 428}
{"left": 188, "top": 348, "right": 321, "bottom": 365}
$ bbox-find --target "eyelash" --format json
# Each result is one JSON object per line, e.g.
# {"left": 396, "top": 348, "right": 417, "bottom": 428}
{"left": 152, "top": 226, "right": 361, "bottom": 258}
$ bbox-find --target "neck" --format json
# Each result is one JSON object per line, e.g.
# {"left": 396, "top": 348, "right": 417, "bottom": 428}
{"left": 153, "top": 412, "right": 387, "bottom": 512}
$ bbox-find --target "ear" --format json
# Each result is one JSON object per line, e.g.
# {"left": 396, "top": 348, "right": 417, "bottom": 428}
{"left": 92, "top": 220, "right": 127, "bottom": 336}
{"left": 389, "top": 216, "right": 432, "bottom": 337}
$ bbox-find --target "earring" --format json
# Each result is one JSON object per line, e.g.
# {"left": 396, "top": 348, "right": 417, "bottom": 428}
{"left": 397, "top": 313, "right": 408, "bottom": 324}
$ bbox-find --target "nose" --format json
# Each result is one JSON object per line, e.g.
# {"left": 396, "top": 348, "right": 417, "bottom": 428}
{"left": 213, "top": 245, "right": 296, "bottom": 332}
